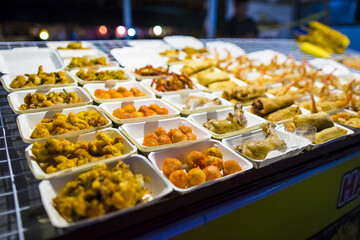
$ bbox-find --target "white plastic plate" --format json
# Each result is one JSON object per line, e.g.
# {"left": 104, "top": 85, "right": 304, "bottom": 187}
{"left": 205, "top": 41, "right": 245, "bottom": 59}
{"left": 141, "top": 77, "right": 203, "bottom": 97}
{"left": 188, "top": 107, "right": 267, "bottom": 139}
{"left": 46, "top": 41, "right": 97, "bottom": 50}
{"left": 17, "top": 105, "right": 112, "bottom": 143}
{"left": 147, "top": 139, "right": 253, "bottom": 193}
{"left": 39, "top": 154, "right": 172, "bottom": 228}
{"left": 120, "top": 117, "right": 211, "bottom": 152}
{"left": 99, "top": 98, "right": 180, "bottom": 124}
{"left": 26, "top": 128, "right": 137, "bottom": 179}
{"left": 110, "top": 47, "right": 168, "bottom": 71}
{"left": 1, "top": 71, "right": 77, "bottom": 92}
{"left": 222, "top": 127, "right": 310, "bottom": 168}
{"left": 83, "top": 82, "right": 155, "bottom": 104}
{"left": 163, "top": 35, "right": 204, "bottom": 50}
{"left": 0, "top": 48, "right": 64, "bottom": 75}
{"left": 8, "top": 86, "right": 92, "bottom": 114}
{"left": 162, "top": 92, "right": 233, "bottom": 115}
{"left": 246, "top": 50, "right": 287, "bottom": 66}
{"left": 57, "top": 49, "right": 107, "bottom": 59}
{"left": 127, "top": 40, "right": 172, "bottom": 52}
{"left": 69, "top": 66, "right": 135, "bottom": 85}
{"left": 63, "top": 55, "right": 118, "bottom": 70}
{"left": 309, "top": 58, "right": 350, "bottom": 76}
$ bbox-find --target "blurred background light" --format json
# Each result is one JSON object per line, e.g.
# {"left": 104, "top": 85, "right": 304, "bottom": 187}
{"left": 98, "top": 25, "right": 108, "bottom": 35}
{"left": 116, "top": 26, "right": 127, "bottom": 37}
{"left": 153, "top": 25, "right": 163, "bottom": 36}
{"left": 127, "top": 27, "right": 136, "bottom": 37}
{"left": 39, "top": 29, "right": 49, "bottom": 40}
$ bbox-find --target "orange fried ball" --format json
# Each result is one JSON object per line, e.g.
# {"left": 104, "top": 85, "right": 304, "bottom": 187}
{"left": 143, "top": 133, "right": 159, "bottom": 146}
{"left": 169, "top": 170, "right": 187, "bottom": 188}
{"left": 122, "top": 104, "right": 136, "bottom": 113}
{"left": 203, "top": 147, "right": 223, "bottom": 159}
{"left": 154, "top": 127, "right": 167, "bottom": 137}
{"left": 187, "top": 167, "right": 206, "bottom": 187}
{"left": 171, "top": 130, "right": 187, "bottom": 143}
{"left": 179, "top": 125, "right": 192, "bottom": 135}
{"left": 186, "top": 151, "right": 207, "bottom": 169}
{"left": 186, "top": 132, "right": 197, "bottom": 140}
{"left": 223, "top": 160, "right": 242, "bottom": 176}
{"left": 203, "top": 166, "right": 222, "bottom": 181}
{"left": 131, "top": 111, "right": 145, "bottom": 118}
{"left": 206, "top": 156, "right": 223, "bottom": 171}
{"left": 158, "top": 133, "right": 172, "bottom": 145}
{"left": 162, "top": 158, "right": 183, "bottom": 176}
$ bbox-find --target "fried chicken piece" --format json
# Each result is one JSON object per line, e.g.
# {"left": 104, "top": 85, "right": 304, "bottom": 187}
{"left": 205, "top": 156, "right": 223, "bottom": 171}
{"left": 171, "top": 130, "right": 187, "bottom": 143}
{"left": 203, "top": 147, "right": 223, "bottom": 159}
{"left": 158, "top": 133, "right": 172, "bottom": 145}
{"left": 155, "top": 127, "right": 167, "bottom": 137}
{"left": 169, "top": 170, "right": 187, "bottom": 189}
{"left": 179, "top": 125, "right": 192, "bottom": 135}
{"left": 162, "top": 158, "right": 183, "bottom": 176}
{"left": 186, "top": 151, "right": 207, "bottom": 169}
{"left": 223, "top": 160, "right": 242, "bottom": 176}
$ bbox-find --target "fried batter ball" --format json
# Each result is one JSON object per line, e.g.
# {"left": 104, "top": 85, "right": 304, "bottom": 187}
{"left": 143, "top": 126, "right": 196, "bottom": 146}
{"left": 203, "top": 147, "right": 223, "bottom": 159}
{"left": 186, "top": 132, "right": 197, "bottom": 140}
{"left": 155, "top": 127, "right": 167, "bottom": 136}
{"left": 113, "top": 104, "right": 168, "bottom": 119}
{"left": 223, "top": 160, "right": 242, "bottom": 176}
{"left": 171, "top": 130, "right": 188, "bottom": 143}
{"left": 206, "top": 156, "right": 224, "bottom": 171}
{"left": 169, "top": 170, "right": 187, "bottom": 189}
{"left": 162, "top": 158, "right": 183, "bottom": 176}
{"left": 142, "top": 133, "right": 159, "bottom": 146}
{"left": 203, "top": 165, "right": 222, "bottom": 181}
{"left": 158, "top": 133, "right": 172, "bottom": 145}
{"left": 53, "top": 161, "right": 149, "bottom": 222}
{"left": 186, "top": 151, "right": 207, "bottom": 169}
{"left": 94, "top": 87, "right": 146, "bottom": 99}
{"left": 187, "top": 167, "right": 206, "bottom": 187}
{"left": 179, "top": 125, "right": 192, "bottom": 135}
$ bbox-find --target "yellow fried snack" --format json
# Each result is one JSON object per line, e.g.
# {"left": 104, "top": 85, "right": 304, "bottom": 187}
{"left": 67, "top": 57, "right": 107, "bottom": 69}
{"left": 57, "top": 42, "right": 90, "bottom": 50}
{"left": 31, "top": 131, "right": 124, "bottom": 173}
{"left": 203, "top": 165, "right": 222, "bottom": 181}
{"left": 263, "top": 106, "right": 302, "bottom": 122}
{"left": 313, "top": 126, "right": 347, "bottom": 144}
{"left": 223, "top": 160, "right": 242, "bottom": 176}
{"left": 180, "top": 59, "right": 213, "bottom": 76}
{"left": 76, "top": 68, "right": 127, "bottom": 81}
{"left": 19, "top": 90, "right": 81, "bottom": 110}
{"left": 162, "top": 158, "right": 182, "bottom": 176}
{"left": 197, "top": 71, "right": 230, "bottom": 86}
{"left": 53, "top": 161, "right": 149, "bottom": 222}
{"left": 30, "top": 110, "right": 108, "bottom": 139}
{"left": 9, "top": 66, "right": 69, "bottom": 88}
{"left": 186, "top": 167, "right": 206, "bottom": 187}
{"left": 169, "top": 170, "right": 187, "bottom": 189}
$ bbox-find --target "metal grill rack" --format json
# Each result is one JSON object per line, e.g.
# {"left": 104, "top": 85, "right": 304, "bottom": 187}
{"left": 0, "top": 39, "right": 359, "bottom": 240}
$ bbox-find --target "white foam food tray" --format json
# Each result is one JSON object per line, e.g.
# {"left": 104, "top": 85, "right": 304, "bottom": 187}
{"left": 222, "top": 127, "right": 310, "bottom": 168}
{"left": 69, "top": 66, "right": 135, "bottom": 85}
{"left": 63, "top": 55, "right": 118, "bottom": 70}
{"left": 205, "top": 41, "right": 245, "bottom": 59}
{"left": 83, "top": 81, "right": 155, "bottom": 104}
{"left": 127, "top": 40, "right": 172, "bottom": 52}
{"left": 330, "top": 109, "right": 360, "bottom": 132}
{"left": 39, "top": 154, "right": 172, "bottom": 228}
{"left": 309, "top": 58, "right": 350, "bottom": 76}
{"left": 244, "top": 105, "right": 311, "bottom": 124}
{"left": 0, "top": 47, "right": 64, "bottom": 75}
{"left": 120, "top": 117, "right": 211, "bottom": 152}
{"left": 147, "top": 139, "right": 253, "bottom": 193}
{"left": 188, "top": 107, "right": 267, "bottom": 139}
{"left": 246, "top": 50, "right": 287, "bottom": 66}
{"left": 99, "top": 98, "right": 180, "bottom": 124}
{"left": 163, "top": 35, "right": 204, "bottom": 50}
{"left": 8, "top": 86, "right": 92, "bottom": 114}
{"left": 46, "top": 41, "right": 97, "bottom": 50}
{"left": 110, "top": 47, "right": 168, "bottom": 71}
{"left": 162, "top": 92, "right": 233, "bottom": 115}
{"left": 141, "top": 77, "right": 203, "bottom": 97}
{"left": 17, "top": 105, "right": 112, "bottom": 143}
{"left": 57, "top": 49, "right": 107, "bottom": 59}
{"left": 1, "top": 71, "right": 77, "bottom": 92}
{"left": 26, "top": 128, "right": 137, "bottom": 179}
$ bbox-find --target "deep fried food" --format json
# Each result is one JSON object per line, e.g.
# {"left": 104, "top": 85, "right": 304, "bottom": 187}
{"left": 94, "top": 87, "right": 146, "bottom": 99}
{"left": 180, "top": 59, "right": 213, "bottom": 76}
{"left": 162, "top": 158, "right": 183, "bottom": 176}
{"left": 169, "top": 170, "right": 187, "bottom": 189}
{"left": 112, "top": 104, "right": 168, "bottom": 119}
{"left": 53, "top": 161, "right": 149, "bottom": 222}
{"left": 197, "top": 71, "right": 230, "bottom": 86}
{"left": 294, "top": 112, "right": 334, "bottom": 132}
{"left": 76, "top": 68, "right": 127, "bottom": 81}
{"left": 184, "top": 96, "right": 222, "bottom": 111}
{"left": 186, "top": 151, "right": 207, "bottom": 169}
{"left": 19, "top": 89, "right": 81, "bottom": 110}
{"left": 30, "top": 110, "right": 108, "bottom": 139}
{"left": 203, "top": 147, "right": 223, "bottom": 159}
{"left": 222, "top": 85, "right": 267, "bottom": 104}
{"left": 171, "top": 130, "right": 188, "bottom": 143}
{"left": 31, "top": 131, "right": 124, "bottom": 173}
{"left": 205, "top": 156, "right": 223, "bottom": 171}
{"left": 135, "top": 65, "right": 169, "bottom": 76}
{"left": 331, "top": 111, "right": 360, "bottom": 127}
{"left": 251, "top": 96, "right": 294, "bottom": 117}
{"left": 151, "top": 73, "right": 194, "bottom": 92}
{"left": 314, "top": 126, "right": 347, "bottom": 144}
{"left": 203, "top": 165, "right": 222, "bottom": 180}
{"left": 67, "top": 56, "right": 107, "bottom": 68}
{"left": 9, "top": 66, "right": 69, "bottom": 88}
{"left": 187, "top": 167, "right": 206, "bottom": 187}
{"left": 57, "top": 42, "right": 90, "bottom": 50}
{"left": 223, "top": 160, "right": 242, "bottom": 176}
{"left": 142, "top": 126, "right": 197, "bottom": 146}
{"left": 263, "top": 106, "right": 302, "bottom": 122}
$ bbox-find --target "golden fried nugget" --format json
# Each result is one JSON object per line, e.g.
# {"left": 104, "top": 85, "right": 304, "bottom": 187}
{"left": 186, "top": 151, "right": 207, "bottom": 169}
{"left": 206, "top": 156, "right": 223, "bottom": 171}
{"left": 223, "top": 160, "right": 242, "bottom": 176}
{"left": 169, "top": 170, "right": 187, "bottom": 188}
{"left": 203, "top": 147, "right": 223, "bottom": 159}
{"left": 187, "top": 167, "right": 206, "bottom": 187}
{"left": 162, "top": 158, "right": 183, "bottom": 176}
{"left": 203, "top": 165, "right": 222, "bottom": 181}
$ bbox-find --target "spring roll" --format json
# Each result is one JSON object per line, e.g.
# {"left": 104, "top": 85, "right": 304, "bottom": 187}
{"left": 180, "top": 59, "right": 213, "bottom": 76}
{"left": 197, "top": 71, "right": 230, "bottom": 86}
{"left": 251, "top": 96, "right": 294, "bottom": 116}
{"left": 208, "top": 80, "right": 238, "bottom": 90}
{"left": 264, "top": 106, "right": 301, "bottom": 122}
{"left": 222, "top": 85, "right": 266, "bottom": 101}
{"left": 294, "top": 112, "right": 334, "bottom": 132}
{"left": 313, "top": 126, "right": 347, "bottom": 144}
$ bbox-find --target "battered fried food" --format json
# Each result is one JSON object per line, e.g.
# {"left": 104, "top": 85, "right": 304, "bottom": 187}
{"left": 31, "top": 131, "right": 124, "bottom": 173}
{"left": 112, "top": 104, "right": 168, "bottom": 119}
{"left": 203, "top": 165, "right": 222, "bottom": 180}
{"left": 331, "top": 111, "right": 360, "bottom": 127}
{"left": 184, "top": 96, "right": 222, "bottom": 111}
{"left": 76, "top": 68, "right": 127, "bottom": 81}
{"left": 9, "top": 66, "right": 69, "bottom": 88}
{"left": 222, "top": 85, "right": 267, "bottom": 104}
{"left": 19, "top": 90, "right": 81, "bottom": 110}
{"left": 151, "top": 73, "right": 194, "bottom": 92}
{"left": 57, "top": 42, "right": 90, "bottom": 50}
{"left": 263, "top": 106, "right": 302, "bottom": 122}
{"left": 67, "top": 56, "right": 107, "bottom": 69}
{"left": 94, "top": 87, "right": 146, "bottom": 99}
{"left": 169, "top": 170, "right": 187, "bottom": 188}
{"left": 162, "top": 158, "right": 183, "bottom": 176}
{"left": 180, "top": 59, "right": 213, "bottom": 76}
{"left": 251, "top": 96, "right": 294, "bottom": 117}
{"left": 314, "top": 126, "right": 347, "bottom": 144}
{"left": 53, "top": 161, "right": 149, "bottom": 222}
{"left": 223, "top": 160, "right": 242, "bottom": 176}
{"left": 186, "top": 151, "right": 207, "bottom": 169}
{"left": 187, "top": 167, "right": 206, "bottom": 187}
{"left": 30, "top": 110, "right": 108, "bottom": 139}
{"left": 135, "top": 65, "right": 169, "bottom": 76}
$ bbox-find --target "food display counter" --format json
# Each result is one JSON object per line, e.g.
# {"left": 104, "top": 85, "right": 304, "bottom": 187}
{"left": 1, "top": 39, "right": 360, "bottom": 240}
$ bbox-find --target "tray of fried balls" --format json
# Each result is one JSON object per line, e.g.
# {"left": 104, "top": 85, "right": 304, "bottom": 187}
{"left": 148, "top": 140, "right": 253, "bottom": 193}
{"left": 39, "top": 154, "right": 172, "bottom": 228}
{"left": 25, "top": 128, "right": 137, "bottom": 179}
{"left": 119, "top": 117, "right": 212, "bottom": 152}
